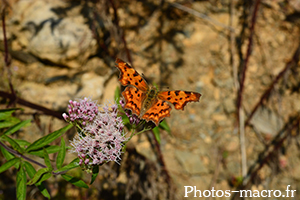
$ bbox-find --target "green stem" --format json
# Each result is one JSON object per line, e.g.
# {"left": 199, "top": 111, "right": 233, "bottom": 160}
{"left": 75, "top": 123, "right": 83, "bottom": 132}
{"left": 135, "top": 127, "right": 152, "bottom": 136}
{"left": 124, "top": 126, "right": 152, "bottom": 145}
{"left": 124, "top": 129, "right": 136, "bottom": 145}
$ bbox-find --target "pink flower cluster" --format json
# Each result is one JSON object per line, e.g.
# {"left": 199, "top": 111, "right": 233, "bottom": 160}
{"left": 63, "top": 98, "right": 127, "bottom": 166}
{"left": 62, "top": 98, "right": 98, "bottom": 126}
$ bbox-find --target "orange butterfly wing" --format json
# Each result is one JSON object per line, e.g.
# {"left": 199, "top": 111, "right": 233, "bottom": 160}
{"left": 158, "top": 90, "right": 201, "bottom": 110}
{"left": 121, "top": 86, "right": 144, "bottom": 116}
{"left": 142, "top": 100, "right": 171, "bottom": 126}
{"left": 115, "top": 58, "right": 148, "bottom": 92}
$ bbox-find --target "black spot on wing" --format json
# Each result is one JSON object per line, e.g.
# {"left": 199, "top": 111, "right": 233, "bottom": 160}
{"left": 133, "top": 71, "right": 139, "bottom": 77}
{"left": 167, "top": 97, "right": 171, "bottom": 100}
{"left": 127, "top": 101, "right": 140, "bottom": 112}
{"left": 167, "top": 91, "right": 171, "bottom": 95}
{"left": 175, "top": 91, "right": 180, "bottom": 96}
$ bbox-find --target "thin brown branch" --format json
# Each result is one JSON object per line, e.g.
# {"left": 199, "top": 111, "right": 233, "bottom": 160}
{"left": 147, "top": 131, "right": 175, "bottom": 200}
{"left": 237, "top": 0, "right": 261, "bottom": 182}
{"left": 237, "top": 0, "right": 261, "bottom": 112}
{"left": 0, "top": 140, "right": 71, "bottom": 175}
{"left": 0, "top": 140, "right": 47, "bottom": 168}
{"left": 230, "top": 0, "right": 239, "bottom": 91}
{"left": 245, "top": 43, "right": 300, "bottom": 126}
{"left": 0, "top": 91, "right": 64, "bottom": 120}
{"left": 1, "top": 3, "right": 16, "bottom": 100}
{"left": 231, "top": 114, "right": 300, "bottom": 200}
{"left": 108, "top": 0, "right": 132, "bottom": 64}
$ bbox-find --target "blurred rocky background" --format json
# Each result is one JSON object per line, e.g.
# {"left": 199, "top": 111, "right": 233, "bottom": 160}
{"left": 1, "top": 0, "right": 300, "bottom": 199}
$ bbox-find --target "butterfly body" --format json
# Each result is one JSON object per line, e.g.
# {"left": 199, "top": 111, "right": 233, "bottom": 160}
{"left": 115, "top": 58, "right": 201, "bottom": 126}
{"left": 140, "top": 86, "right": 159, "bottom": 117}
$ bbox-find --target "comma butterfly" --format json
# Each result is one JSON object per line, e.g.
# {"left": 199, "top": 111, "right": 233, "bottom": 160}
{"left": 115, "top": 58, "right": 201, "bottom": 126}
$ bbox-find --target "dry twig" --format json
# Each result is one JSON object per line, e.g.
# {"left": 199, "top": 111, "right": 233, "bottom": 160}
{"left": 170, "top": 2, "right": 234, "bottom": 31}
{"left": 237, "top": 0, "right": 262, "bottom": 182}
{"left": 231, "top": 114, "right": 300, "bottom": 200}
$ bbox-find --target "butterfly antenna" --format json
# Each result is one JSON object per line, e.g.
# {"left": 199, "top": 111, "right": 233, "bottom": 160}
{"left": 157, "top": 86, "right": 170, "bottom": 91}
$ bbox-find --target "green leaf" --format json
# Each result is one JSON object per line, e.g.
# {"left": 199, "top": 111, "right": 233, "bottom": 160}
{"left": 0, "top": 108, "right": 19, "bottom": 120}
{"left": 90, "top": 166, "right": 99, "bottom": 184}
{"left": 121, "top": 115, "right": 130, "bottom": 128}
{"left": 159, "top": 120, "right": 171, "bottom": 134}
{"left": 28, "top": 145, "right": 62, "bottom": 157}
{"left": 26, "top": 124, "right": 72, "bottom": 152}
{"left": 61, "top": 174, "right": 89, "bottom": 188}
{"left": 36, "top": 183, "right": 51, "bottom": 199}
{"left": 16, "top": 164, "right": 26, "bottom": 200}
{"left": 36, "top": 172, "right": 51, "bottom": 185}
{"left": 0, "top": 157, "right": 20, "bottom": 173}
{"left": 0, "top": 145, "right": 14, "bottom": 160}
{"left": 27, "top": 168, "right": 51, "bottom": 185}
{"left": 2, "top": 135, "right": 24, "bottom": 153}
{"left": 3, "top": 119, "right": 31, "bottom": 136}
{"left": 24, "top": 161, "right": 36, "bottom": 178}
{"left": 54, "top": 158, "right": 80, "bottom": 173}
{"left": 114, "top": 86, "right": 121, "bottom": 102}
{"left": 0, "top": 108, "right": 21, "bottom": 129}
{"left": 24, "top": 162, "right": 51, "bottom": 198}
{"left": 152, "top": 126, "right": 161, "bottom": 144}
{"left": 14, "top": 139, "right": 31, "bottom": 149}
{"left": 43, "top": 148, "right": 52, "bottom": 169}
{"left": 0, "top": 116, "right": 21, "bottom": 129}
{"left": 56, "top": 138, "right": 66, "bottom": 169}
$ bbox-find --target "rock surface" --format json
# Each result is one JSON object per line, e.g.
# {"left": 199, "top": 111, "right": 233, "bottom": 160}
{"left": 9, "top": 0, "right": 97, "bottom": 67}
{"left": 1, "top": 0, "right": 300, "bottom": 199}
